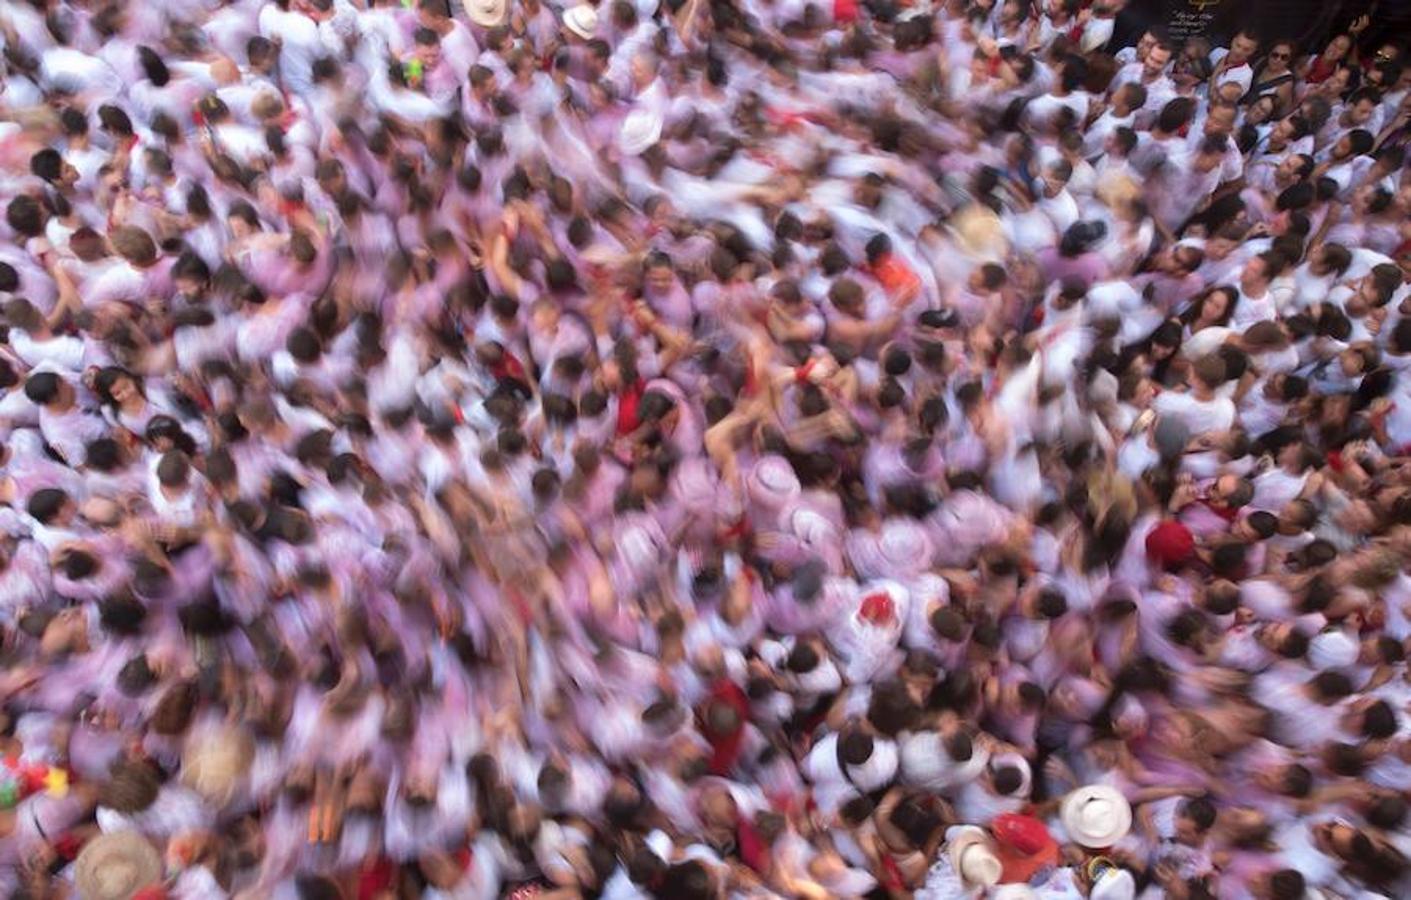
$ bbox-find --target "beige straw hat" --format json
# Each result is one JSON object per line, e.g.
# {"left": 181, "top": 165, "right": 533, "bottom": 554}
{"left": 75, "top": 831, "right": 163, "bottom": 900}
{"left": 180, "top": 724, "right": 255, "bottom": 806}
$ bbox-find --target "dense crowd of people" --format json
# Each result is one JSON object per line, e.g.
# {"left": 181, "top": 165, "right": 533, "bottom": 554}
{"left": 1, "top": 0, "right": 1411, "bottom": 896}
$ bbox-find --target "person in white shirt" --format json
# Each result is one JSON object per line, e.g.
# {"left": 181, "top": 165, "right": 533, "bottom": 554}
{"left": 1232, "top": 250, "right": 1291, "bottom": 331}
{"left": 1209, "top": 30, "right": 1260, "bottom": 99}
{"left": 1154, "top": 354, "right": 1236, "bottom": 436}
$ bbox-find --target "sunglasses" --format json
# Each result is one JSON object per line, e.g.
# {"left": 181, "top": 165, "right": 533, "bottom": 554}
{"left": 1269, "top": 51, "right": 1291, "bottom": 60}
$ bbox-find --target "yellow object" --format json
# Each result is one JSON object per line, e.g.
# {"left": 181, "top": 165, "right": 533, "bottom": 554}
{"left": 45, "top": 767, "right": 69, "bottom": 798}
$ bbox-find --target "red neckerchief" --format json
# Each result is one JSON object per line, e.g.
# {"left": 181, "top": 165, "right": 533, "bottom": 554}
{"left": 737, "top": 815, "right": 769, "bottom": 873}
{"left": 615, "top": 378, "right": 646, "bottom": 437}
{"left": 745, "top": 146, "right": 783, "bottom": 168}
{"left": 700, "top": 678, "right": 750, "bottom": 776}
{"left": 718, "top": 516, "right": 751, "bottom": 543}
{"left": 880, "top": 853, "right": 907, "bottom": 891}
{"left": 1065, "top": 11, "right": 1086, "bottom": 43}
{"left": 490, "top": 351, "right": 529, "bottom": 387}
{"left": 1202, "top": 501, "right": 1239, "bottom": 523}
{"left": 743, "top": 357, "right": 762, "bottom": 397}
{"left": 358, "top": 856, "right": 398, "bottom": 900}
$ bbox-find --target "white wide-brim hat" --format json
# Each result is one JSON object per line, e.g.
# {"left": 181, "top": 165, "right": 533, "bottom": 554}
{"left": 563, "top": 4, "right": 598, "bottom": 39}
{"left": 1061, "top": 785, "right": 1133, "bottom": 848}
{"left": 947, "top": 825, "right": 1002, "bottom": 889}
{"left": 619, "top": 108, "right": 663, "bottom": 157}
{"left": 878, "top": 519, "right": 932, "bottom": 572}
{"left": 462, "top": 0, "right": 507, "bottom": 27}
{"left": 1090, "top": 868, "right": 1137, "bottom": 900}
{"left": 747, "top": 455, "right": 801, "bottom": 513}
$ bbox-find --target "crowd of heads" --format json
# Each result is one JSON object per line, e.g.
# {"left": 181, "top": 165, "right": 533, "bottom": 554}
{"left": 2, "top": 0, "right": 1411, "bottom": 897}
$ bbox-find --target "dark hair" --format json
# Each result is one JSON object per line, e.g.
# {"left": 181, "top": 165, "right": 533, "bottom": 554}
{"left": 945, "top": 730, "right": 974, "bottom": 762}
{"left": 30, "top": 148, "right": 63, "bottom": 183}
{"left": 1245, "top": 510, "right": 1277, "bottom": 538}
{"left": 1312, "top": 670, "right": 1354, "bottom": 701}
{"left": 1281, "top": 764, "right": 1312, "bottom": 797}
{"left": 295, "top": 876, "right": 344, "bottom": 900}
{"left": 24, "top": 371, "right": 63, "bottom": 406}
{"left": 60, "top": 107, "right": 88, "bottom": 136}
{"left": 1363, "top": 700, "right": 1398, "bottom": 739}
{"left": 1157, "top": 97, "right": 1197, "bottom": 133}
{"left": 1180, "top": 796, "right": 1217, "bottom": 831}
{"left": 1368, "top": 795, "right": 1408, "bottom": 830}
{"left": 838, "top": 730, "right": 874, "bottom": 766}
{"left": 156, "top": 450, "right": 192, "bottom": 487}
{"left": 27, "top": 488, "right": 69, "bottom": 524}
{"left": 97, "top": 104, "right": 134, "bottom": 137}
{"left": 84, "top": 438, "right": 124, "bottom": 472}
{"left": 992, "top": 765, "right": 1023, "bottom": 795}
{"left": 137, "top": 45, "right": 170, "bottom": 86}
{"left": 786, "top": 642, "right": 819, "bottom": 673}
{"left": 867, "top": 681, "right": 919, "bottom": 736}
{"left": 6, "top": 195, "right": 45, "bottom": 237}
{"left": 889, "top": 796, "right": 942, "bottom": 848}
{"left": 657, "top": 861, "right": 713, "bottom": 900}
{"left": 117, "top": 654, "right": 157, "bottom": 696}
{"left": 1269, "top": 870, "right": 1305, "bottom": 900}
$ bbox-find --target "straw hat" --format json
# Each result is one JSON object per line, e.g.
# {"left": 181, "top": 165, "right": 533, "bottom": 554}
{"left": 563, "top": 4, "right": 598, "bottom": 39}
{"left": 180, "top": 724, "right": 254, "bottom": 806}
{"left": 461, "top": 0, "right": 507, "bottom": 27}
{"left": 75, "top": 832, "right": 162, "bottom": 900}
{"left": 948, "top": 204, "right": 1008, "bottom": 262}
{"left": 1060, "top": 785, "right": 1133, "bottom": 848}
{"left": 947, "top": 825, "right": 1002, "bottom": 889}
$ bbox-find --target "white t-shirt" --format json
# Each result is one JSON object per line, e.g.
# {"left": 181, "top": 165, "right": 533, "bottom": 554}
{"left": 1152, "top": 390, "right": 1235, "bottom": 436}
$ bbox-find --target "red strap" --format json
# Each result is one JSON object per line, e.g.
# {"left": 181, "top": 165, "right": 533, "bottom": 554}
{"left": 880, "top": 853, "right": 907, "bottom": 891}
